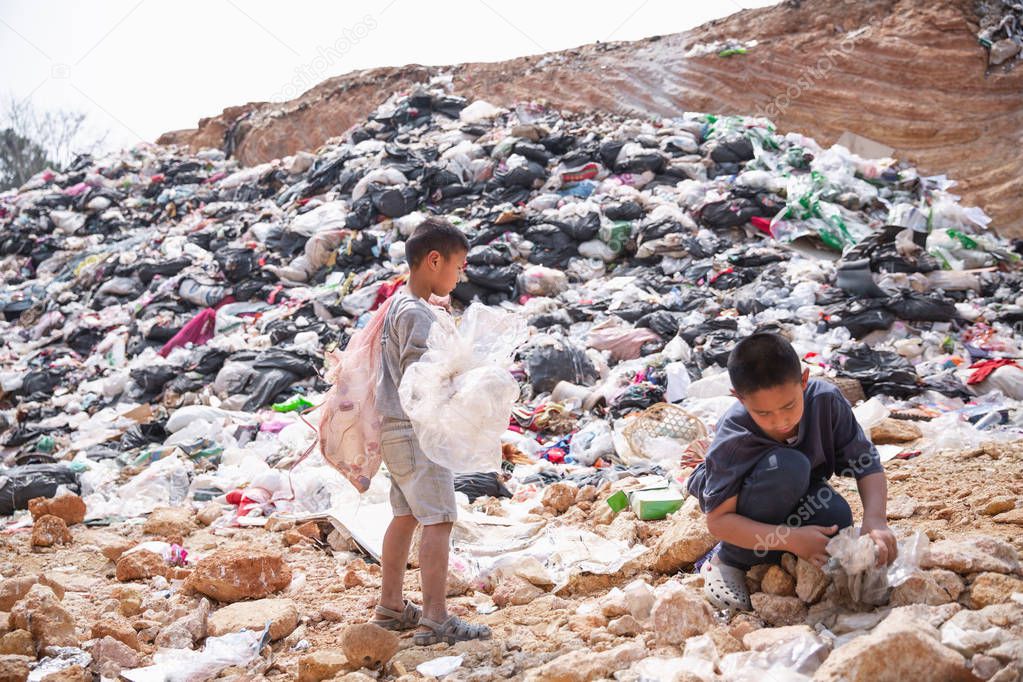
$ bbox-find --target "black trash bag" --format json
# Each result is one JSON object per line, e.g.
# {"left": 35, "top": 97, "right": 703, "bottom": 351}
{"left": 494, "top": 160, "right": 547, "bottom": 188}
{"left": 0, "top": 464, "right": 80, "bottom": 515}
{"left": 699, "top": 198, "right": 762, "bottom": 230}
{"left": 599, "top": 140, "right": 626, "bottom": 168}
{"left": 609, "top": 383, "right": 665, "bottom": 418}
{"left": 135, "top": 258, "right": 191, "bottom": 285}
{"left": 526, "top": 340, "right": 599, "bottom": 393}
{"left": 832, "top": 345, "right": 921, "bottom": 399}
{"left": 214, "top": 247, "right": 256, "bottom": 283}
{"left": 528, "top": 309, "right": 574, "bottom": 329}
{"left": 524, "top": 224, "right": 578, "bottom": 268}
{"left": 451, "top": 280, "right": 496, "bottom": 305}
{"left": 466, "top": 243, "right": 513, "bottom": 266}
{"left": 710, "top": 135, "right": 755, "bottom": 163}
{"left": 603, "top": 201, "right": 644, "bottom": 221}
{"left": 550, "top": 212, "right": 601, "bottom": 242}
{"left": 885, "top": 292, "right": 957, "bottom": 323}
{"left": 678, "top": 318, "right": 738, "bottom": 345}
{"left": 922, "top": 372, "right": 973, "bottom": 400}
{"left": 513, "top": 141, "right": 552, "bottom": 166}
{"left": 454, "top": 472, "right": 512, "bottom": 502}
{"left": 370, "top": 185, "right": 419, "bottom": 218}
{"left": 615, "top": 151, "right": 666, "bottom": 175}
{"left": 119, "top": 422, "right": 169, "bottom": 451}
{"left": 346, "top": 196, "right": 376, "bottom": 229}
{"left": 131, "top": 366, "right": 179, "bottom": 400}
{"left": 636, "top": 310, "right": 689, "bottom": 338}
{"left": 465, "top": 264, "right": 521, "bottom": 293}
{"left": 18, "top": 370, "right": 63, "bottom": 398}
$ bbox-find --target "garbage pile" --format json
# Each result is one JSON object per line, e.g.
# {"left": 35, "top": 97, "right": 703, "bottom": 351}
{"left": 978, "top": 0, "right": 1023, "bottom": 67}
{"left": 2, "top": 86, "right": 1023, "bottom": 680}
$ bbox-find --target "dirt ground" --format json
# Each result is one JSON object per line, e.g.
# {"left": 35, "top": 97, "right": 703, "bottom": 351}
{"left": 2, "top": 436, "right": 1022, "bottom": 680}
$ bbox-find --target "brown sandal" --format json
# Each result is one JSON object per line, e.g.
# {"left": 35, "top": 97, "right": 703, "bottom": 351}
{"left": 371, "top": 599, "right": 422, "bottom": 631}
{"left": 413, "top": 615, "right": 492, "bottom": 646}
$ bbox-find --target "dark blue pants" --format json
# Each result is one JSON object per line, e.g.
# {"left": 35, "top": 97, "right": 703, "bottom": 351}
{"left": 717, "top": 447, "right": 853, "bottom": 570}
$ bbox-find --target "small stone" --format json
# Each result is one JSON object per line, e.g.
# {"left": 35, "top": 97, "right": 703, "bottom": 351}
{"left": 90, "top": 636, "right": 139, "bottom": 675}
{"left": 751, "top": 592, "right": 808, "bottom": 627}
{"left": 207, "top": 598, "right": 298, "bottom": 641}
{"left": 0, "top": 575, "right": 64, "bottom": 611}
{"left": 0, "top": 655, "right": 30, "bottom": 682}
{"left": 969, "top": 573, "right": 1023, "bottom": 609}
{"left": 264, "top": 515, "right": 296, "bottom": 533}
{"left": 887, "top": 495, "right": 918, "bottom": 520}
{"left": 9, "top": 584, "right": 76, "bottom": 650}
{"left": 992, "top": 508, "right": 1023, "bottom": 525}
{"left": 340, "top": 623, "right": 398, "bottom": 670}
{"left": 117, "top": 596, "right": 142, "bottom": 617}
{"left": 183, "top": 548, "right": 292, "bottom": 602}
{"left": 298, "top": 650, "right": 348, "bottom": 682}
{"left": 795, "top": 557, "right": 830, "bottom": 604}
{"left": 542, "top": 482, "right": 577, "bottom": 514}
{"left": 576, "top": 485, "right": 597, "bottom": 503}
{"left": 651, "top": 497, "right": 717, "bottom": 574}
{"left": 342, "top": 569, "right": 364, "bottom": 589}
{"left": 99, "top": 539, "right": 135, "bottom": 563}
{"left": 761, "top": 565, "right": 797, "bottom": 597}
{"left": 814, "top": 625, "right": 969, "bottom": 682}
{"left": 870, "top": 418, "right": 922, "bottom": 444}
{"left": 91, "top": 616, "right": 139, "bottom": 650}
{"left": 525, "top": 641, "right": 645, "bottom": 682}
{"left": 970, "top": 654, "right": 1003, "bottom": 680}
{"left": 607, "top": 614, "right": 643, "bottom": 636}
{"left": 493, "top": 575, "right": 545, "bottom": 608}
{"left": 30, "top": 515, "right": 72, "bottom": 547}
{"left": 923, "top": 536, "right": 1020, "bottom": 575}
{"left": 196, "top": 502, "right": 224, "bottom": 526}
{"left": 154, "top": 598, "right": 210, "bottom": 649}
{"left": 40, "top": 664, "right": 90, "bottom": 682}
{"left": 743, "top": 623, "right": 817, "bottom": 651}
{"left": 115, "top": 550, "right": 168, "bottom": 582}
{"left": 649, "top": 583, "right": 715, "bottom": 645}
{"left": 28, "top": 493, "right": 86, "bottom": 525}
{"left": 0, "top": 630, "right": 33, "bottom": 657}
{"left": 319, "top": 603, "right": 345, "bottom": 622}
{"left": 989, "top": 38, "right": 1021, "bottom": 66}
{"left": 980, "top": 496, "right": 1016, "bottom": 517}
{"left": 143, "top": 507, "right": 196, "bottom": 539}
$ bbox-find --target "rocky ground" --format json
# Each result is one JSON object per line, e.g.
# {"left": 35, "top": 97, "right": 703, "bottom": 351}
{"left": 1, "top": 436, "right": 1022, "bottom": 681}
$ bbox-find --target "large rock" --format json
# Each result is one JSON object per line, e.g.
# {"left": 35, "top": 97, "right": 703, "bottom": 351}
{"left": 184, "top": 548, "right": 292, "bottom": 602}
{"left": 8, "top": 584, "right": 77, "bottom": 650}
{"left": 28, "top": 493, "right": 86, "bottom": 525}
{"left": 923, "top": 536, "right": 1020, "bottom": 575}
{"left": 980, "top": 496, "right": 1016, "bottom": 516}
{"left": 142, "top": 507, "right": 196, "bottom": 539}
{"left": 30, "top": 515, "right": 72, "bottom": 547}
{"left": 992, "top": 508, "right": 1023, "bottom": 526}
{"left": 493, "top": 575, "right": 546, "bottom": 608}
{"left": 340, "top": 623, "right": 398, "bottom": 670}
{"left": 651, "top": 498, "right": 717, "bottom": 574}
{"left": 751, "top": 592, "right": 807, "bottom": 627}
{"left": 298, "top": 650, "right": 348, "bottom": 682}
{"left": 207, "top": 598, "right": 298, "bottom": 641}
{"left": 115, "top": 550, "right": 168, "bottom": 582}
{"left": 814, "top": 626, "right": 972, "bottom": 681}
{"left": 870, "top": 418, "right": 922, "bottom": 444}
{"left": 795, "top": 558, "right": 830, "bottom": 604}
{"left": 0, "top": 630, "right": 33, "bottom": 657}
{"left": 91, "top": 616, "right": 140, "bottom": 650}
{"left": 649, "top": 584, "right": 715, "bottom": 645}
{"left": 0, "top": 575, "right": 64, "bottom": 611}
{"left": 90, "top": 636, "right": 140, "bottom": 677}
{"left": 0, "top": 655, "right": 30, "bottom": 682}
{"left": 889, "top": 571, "right": 957, "bottom": 607}
{"left": 761, "top": 565, "right": 796, "bottom": 597}
{"left": 969, "top": 573, "right": 1023, "bottom": 609}
{"left": 525, "top": 641, "right": 645, "bottom": 682}
{"left": 542, "top": 482, "right": 577, "bottom": 514}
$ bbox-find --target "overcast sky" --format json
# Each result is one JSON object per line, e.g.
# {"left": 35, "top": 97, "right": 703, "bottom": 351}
{"left": 0, "top": 0, "right": 776, "bottom": 154}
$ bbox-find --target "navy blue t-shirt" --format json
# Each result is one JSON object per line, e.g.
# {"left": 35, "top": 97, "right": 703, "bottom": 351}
{"left": 686, "top": 379, "right": 883, "bottom": 513}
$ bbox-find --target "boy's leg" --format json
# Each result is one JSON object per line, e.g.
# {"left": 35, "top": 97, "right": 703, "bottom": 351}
{"left": 419, "top": 521, "right": 453, "bottom": 623}
{"left": 717, "top": 447, "right": 812, "bottom": 570}
{"left": 795, "top": 479, "right": 854, "bottom": 531}
{"left": 380, "top": 514, "right": 419, "bottom": 612}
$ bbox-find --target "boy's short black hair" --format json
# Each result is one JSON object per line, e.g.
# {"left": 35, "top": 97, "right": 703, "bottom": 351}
{"left": 727, "top": 332, "right": 803, "bottom": 395}
{"left": 405, "top": 216, "right": 469, "bottom": 268}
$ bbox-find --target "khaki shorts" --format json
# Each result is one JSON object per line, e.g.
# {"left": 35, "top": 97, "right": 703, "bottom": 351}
{"left": 380, "top": 419, "right": 457, "bottom": 525}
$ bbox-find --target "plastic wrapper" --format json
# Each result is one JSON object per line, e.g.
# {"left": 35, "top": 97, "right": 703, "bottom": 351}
{"left": 824, "top": 527, "right": 929, "bottom": 606}
{"left": 122, "top": 627, "right": 269, "bottom": 682}
{"left": 400, "top": 303, "right": 527, "bottom": 473}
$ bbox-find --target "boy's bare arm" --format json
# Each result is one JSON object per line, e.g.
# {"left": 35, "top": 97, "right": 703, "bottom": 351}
{"left": 706, "top": 495, "right": 837, "bottom": 567}
{"left": 856, "top": 471, "right": 898, "bottom": 566}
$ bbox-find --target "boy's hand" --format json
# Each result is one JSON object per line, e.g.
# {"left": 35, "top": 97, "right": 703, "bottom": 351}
{"left": 861, "top": 522, "right": 898, "bottom": 567}
{"left": 786, "top": 524, "right": 838, "bottom": 568}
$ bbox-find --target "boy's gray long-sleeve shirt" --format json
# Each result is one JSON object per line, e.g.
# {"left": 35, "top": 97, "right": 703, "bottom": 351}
{"left": 375, "top": 291, "right": 437, "bottom": 421}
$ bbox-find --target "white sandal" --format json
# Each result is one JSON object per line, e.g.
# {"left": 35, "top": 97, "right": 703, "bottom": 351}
{"left": 701, "top": 555, "right": 752, "bottom": 612}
